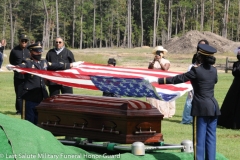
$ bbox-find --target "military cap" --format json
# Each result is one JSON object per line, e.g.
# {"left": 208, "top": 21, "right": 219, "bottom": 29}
{"left": 108, "top": 58, "right": 116, "bottom": 66}
{"left": 197, "top": 44, "right": 217, "bottom": 56}
{"left": 19, "top": 34, "right": 29, "bottom": 40}
{"left": 27, "top": 41, "right": 43, "bottom": 52}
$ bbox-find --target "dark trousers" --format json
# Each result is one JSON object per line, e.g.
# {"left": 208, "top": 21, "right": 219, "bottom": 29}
{"left": 0, "top": 52, "right": 2, "bottom": 68}
{"left": 193, "top": 116, "right": 218, "bottom": 160}
{"left": 48, "top": 85, "right": 73, "bottom": 97}
{"left": 25, "top": 100, "right": 39, "bottom": 125}
{"left": 14, "top": 77, "right": 24, "bottom": 113}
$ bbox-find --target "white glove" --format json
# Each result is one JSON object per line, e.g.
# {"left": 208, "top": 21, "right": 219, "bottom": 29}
{"left": 71, "top": 61, "right": 84, "bottom": 68}
{"left": 144, "top": 76, "right": 159, "bottom": 83}
{"left": 6, "top": 64, "right": 14, "bottom": 71}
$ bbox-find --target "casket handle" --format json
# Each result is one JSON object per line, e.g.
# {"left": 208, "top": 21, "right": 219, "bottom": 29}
{"left": 135, "top": 122, "right": 156, "bottom": 134}
{"left": 41, "top": 115, "right": 60, "bottom": 126}
{"left": 101, "top": 121, "right": 118, "bottom": 134}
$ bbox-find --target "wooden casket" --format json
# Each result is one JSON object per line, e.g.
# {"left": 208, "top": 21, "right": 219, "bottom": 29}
{"left": 36, "top": 94, "right": 164, "bottom": 144}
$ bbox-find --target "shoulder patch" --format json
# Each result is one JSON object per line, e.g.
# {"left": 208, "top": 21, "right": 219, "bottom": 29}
{"left": 25, "top": 58, "right": 31, "bottom": 60}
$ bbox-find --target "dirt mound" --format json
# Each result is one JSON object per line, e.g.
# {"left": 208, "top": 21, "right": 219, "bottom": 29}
{"left": 164, "top": 30, "right": 240, "bottom": 54}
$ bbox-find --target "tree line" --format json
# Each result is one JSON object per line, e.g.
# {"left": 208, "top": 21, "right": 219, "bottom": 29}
{"left": 0, "top": 0, "right": 237, "bottom": 50}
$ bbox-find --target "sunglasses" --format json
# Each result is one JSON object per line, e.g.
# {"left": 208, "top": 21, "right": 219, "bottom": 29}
{"left": 56, "top": 41, "right": 62, "bottom": 44}
{"left": 21, "top": 40, "right": 28, "bottom": 43}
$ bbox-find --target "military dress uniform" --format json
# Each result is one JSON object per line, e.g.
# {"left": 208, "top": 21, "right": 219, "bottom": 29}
{"left": 157, "top": 44, "right": 221, "bottom": 160}
{"left": 9, "top": 34, "right": 30, "bottom": 114}
{"left": 18, "top": 43, "right": 72, "bottom": 125}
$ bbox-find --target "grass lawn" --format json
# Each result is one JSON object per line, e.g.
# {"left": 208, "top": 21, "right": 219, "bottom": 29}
{"left": 0, "top": 48, "right": 239, "bottom": 159}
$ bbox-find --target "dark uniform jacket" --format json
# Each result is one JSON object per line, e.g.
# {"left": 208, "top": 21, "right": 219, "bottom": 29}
{"left": 19, "top": 59, "right": 71, "bottom": 103}
{"left": 158, "top": 64, "right": 221, "bottom": 116}
{"left": 9, "top": 45, "right": 30, "bottom": 79}
{"left": 46, "top": 47, "right": 75, "bottom": 85}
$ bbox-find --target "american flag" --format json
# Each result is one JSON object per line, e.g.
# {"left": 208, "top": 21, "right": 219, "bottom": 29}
{"left": 12, "top": 62, "right": 192, "bottom": 101}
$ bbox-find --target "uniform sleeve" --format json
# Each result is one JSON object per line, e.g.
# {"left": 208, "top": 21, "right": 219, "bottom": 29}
{"left": 17, "top": 60, "right": 29, "bottom": 68}
{"left": 158, "top": 68, "right": 196, "bottom": 84}
{"left": 9, "top": 50, "right": 15, "bottom": 65}
{"left": 45, "top": 52, "right": 49, "bottom": 61}
{"left": 67, "top": 50, "right": 75, "bottom": 63}
{"left": 47, "top": 62, "right": 71, "bottom": 70}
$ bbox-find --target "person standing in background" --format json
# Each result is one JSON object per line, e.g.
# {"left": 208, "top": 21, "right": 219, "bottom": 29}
{"left": 46, "top": 37, "right": 75, "bottom": 97}
{"left": 0, "top": 39, "right": 6, "bottom": 71}
{"left": 9, "top": 34, "right": 30, "bottom": 115}
{"left": 102, "top": 58, "right": 121, "bottom": 97}
{"left": 147, "top": 46, "right": 176, "bottom": 118}
{"left": 217, "top": 47, "right": 240, "bottom": 129}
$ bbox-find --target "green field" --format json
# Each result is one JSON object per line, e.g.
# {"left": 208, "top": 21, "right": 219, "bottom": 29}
{"left": 0, "top": 48, "right": 239, "bottom": 159}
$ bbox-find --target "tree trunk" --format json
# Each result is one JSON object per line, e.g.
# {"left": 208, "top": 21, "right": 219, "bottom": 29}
{"left": 211, "top": 0, "right": 214, "bottom": 32}
{"left": 100, "top": 0, "right": 102, "bottom": 48}
{"left": 238, "top": 0, "right": 240, "bottom": 41}
{"left": 200, "top": 0, "right": 205, "bottom": 31}
{"left": 80, "top": 0, "right": 84, "bottom": 49}
{"left": 72, "top": 0, "right": 76, "bottom": 48}
{"left": 116, "top": 0, "right": 120, "bottom": 47}
{"left": 140, "top": 0, "right": 143, "bottom": 47}
{"left": 56, "top": 0, "right": 59, "bottom": 37}
{"left": 196, "top": 4, "right": 198, "bottom": 30}
{"left": 156, "top": 0, "right": 161, "bottom": 45}
{"left": 43, "top": 19, "right": 46, "bottom": 47}
{"left": 167, "top": 0, "right": 172, "bottom": 40}
{"left": 28, "top": 0, "right": 34, "bottom": 39}
{"left": 111, "top": 12, "right": 114, "bottom": 47}
{"left": 8, "top": 0, "right": 13, "bottom": 48}
{"left": 2, "top": 0, "right": 7, "bottom": 39}
{"left": 51, "top": 23, "right": 54, "bottom": 48}
{"left": 153, "top": 0, "right": 157, "bottom": 47}
{"left": 127, "top": 0, "right": 132, "bottom": 48}
{"left": 175, "top": 8, "right": 178, "bottom": 36}
{"left": 222, "top": 0, "right": 229, "bottom": 38}
{"left": 181, "top": 6, "right": 186, "bottom": 34}
{"left": 93, "top": 0, "right": 96, "bottom": 48}
{"left": 13, "top": 19, "right": 16, "bottom": 44}
{"left": 42, "top": 0, "right": 49, "bottom": 49}
{"left": 123, "top": 16, "right": 127, "bottom": 48}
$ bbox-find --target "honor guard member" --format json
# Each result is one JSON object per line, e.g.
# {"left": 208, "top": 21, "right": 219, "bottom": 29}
{"left": 46, "top": 37, "right": 75, "bottom": 97}
{"left": 7, "top": 42, "right": 82, "bottom": 125}
{"left": 9, "top": 34, "right": 30, "bottom": 115}
{"left": 144, "top": 44, "right": 220, "bottom": 160}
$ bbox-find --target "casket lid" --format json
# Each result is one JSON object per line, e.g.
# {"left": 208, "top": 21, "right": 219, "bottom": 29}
{"left": 36, "top": 94, "right": 163, "bottom": 117}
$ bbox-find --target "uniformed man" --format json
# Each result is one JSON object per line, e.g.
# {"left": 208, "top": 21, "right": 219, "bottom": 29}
{"left": 9, "top": 34, "right": 30, "bottom": 115}
{"left": 7, "top": 42, "right": 81, "bottom": 124}
{"left": 144, "top": 44, "right": 221, "bottom": 160}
